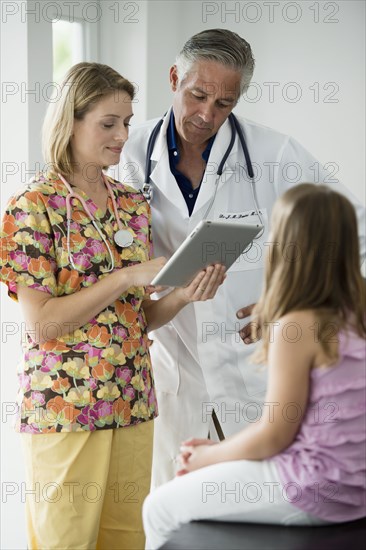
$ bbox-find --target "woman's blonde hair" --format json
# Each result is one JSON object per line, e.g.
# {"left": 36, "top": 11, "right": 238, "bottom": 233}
{"left": 42, "top": 62, "right": 135, "bottom": 179}
{"left": 252, "top": 184, "right": 365, "bottom": 362}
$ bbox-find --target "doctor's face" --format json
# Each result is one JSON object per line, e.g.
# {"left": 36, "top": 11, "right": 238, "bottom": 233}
{"left": 170, "top": 60, "right": 241, "bottom": 147}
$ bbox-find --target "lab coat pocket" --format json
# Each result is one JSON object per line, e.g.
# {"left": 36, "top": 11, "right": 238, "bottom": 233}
{"left": 149, "top": 323, "right": 180, "bottom": 395}
{"left": 231, "top": 334, "right": 268, "bottom": 399}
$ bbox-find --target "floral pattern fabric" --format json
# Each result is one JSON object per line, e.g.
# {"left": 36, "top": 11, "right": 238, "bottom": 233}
{"left": 0, "top": 173, "right": 157, "bottom": 433}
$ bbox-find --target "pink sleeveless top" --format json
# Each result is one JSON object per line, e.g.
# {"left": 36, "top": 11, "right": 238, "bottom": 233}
{"left": 273, "top": 330, "right": 366, "bottom": 522}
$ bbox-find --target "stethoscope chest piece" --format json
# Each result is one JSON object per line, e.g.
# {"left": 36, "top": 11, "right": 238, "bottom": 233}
{"left": 114, "top": 229, "right": 134, "bottom": 248}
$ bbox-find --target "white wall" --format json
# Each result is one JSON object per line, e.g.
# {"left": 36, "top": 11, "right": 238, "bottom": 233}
{"left": 1, "top": 9, "right": 29, "bottom": 549}
{"left": 1, "top": 3, "right": 53, "bottom": 549}
{"left": 1, "top": 2, "right": 99, "bottom": 548}
{"left": 98, "top": 1, "right": 148, "bottom": 120}
{"left": 1, "top": 1, "right": 365, "bottom": 548}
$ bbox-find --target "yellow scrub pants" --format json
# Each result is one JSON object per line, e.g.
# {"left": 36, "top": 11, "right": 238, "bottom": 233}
{"left": 21, "top": 421, "right": 153, "bottom": 550}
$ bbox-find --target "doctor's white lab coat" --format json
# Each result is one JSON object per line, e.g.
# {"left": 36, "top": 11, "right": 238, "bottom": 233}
{"left": 117, "top": 109, "right": 366, "bottom": 486}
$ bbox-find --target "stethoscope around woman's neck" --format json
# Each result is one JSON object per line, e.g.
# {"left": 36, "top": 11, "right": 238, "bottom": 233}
{"left": 142, "top": 112, "right": 264, "bottom": 227}
{"left": 59, "top": 172, "right": 134, "bottom": 273}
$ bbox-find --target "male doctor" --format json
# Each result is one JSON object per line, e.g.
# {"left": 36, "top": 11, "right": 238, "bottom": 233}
{"left": 118, "top": 29, "right": 366, "bottom": 487}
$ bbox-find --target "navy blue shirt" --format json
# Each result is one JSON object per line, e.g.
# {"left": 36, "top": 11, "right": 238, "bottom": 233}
{"left": 167, "top": 111, "right": 215, "bottom": 216}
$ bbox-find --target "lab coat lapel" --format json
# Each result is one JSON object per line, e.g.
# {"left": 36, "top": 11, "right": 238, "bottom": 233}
{"left": 192, "top": 117, "right": 239, "bottom": 216}
{"left": 149, "top": 108, "right": 188, "bottom": 214}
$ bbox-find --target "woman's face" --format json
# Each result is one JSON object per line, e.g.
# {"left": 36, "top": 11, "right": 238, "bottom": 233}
{"left": 70, "top": 91, "right": 133, "bottom": 175}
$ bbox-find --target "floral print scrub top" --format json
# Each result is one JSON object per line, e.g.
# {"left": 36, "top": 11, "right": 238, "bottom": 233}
{"left": 0, "top": 173, "right": 158, "bottom": 433}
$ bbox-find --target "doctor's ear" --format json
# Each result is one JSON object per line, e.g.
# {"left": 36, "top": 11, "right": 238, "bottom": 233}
{"left": 170, "top": 65, "right": 179, "bottom": 92}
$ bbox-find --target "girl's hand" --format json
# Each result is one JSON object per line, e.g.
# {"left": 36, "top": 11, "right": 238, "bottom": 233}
{"left": 176, "top": 444, "right": 216, "bottom": 476}
{"left": 180, "top": 437, "right": 218, "bottom": 448}
{"left": 176, "top": 437, "right": 218, "bottom": 475}
{"left": 175, "top": 264, "right": 226, "bottom": 304}
{"left": 124, "top": 257, "right": 167, "bottom": 287}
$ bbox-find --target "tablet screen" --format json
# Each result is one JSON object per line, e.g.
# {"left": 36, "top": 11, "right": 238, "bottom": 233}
{"left": 151, "top": 220, "right": 263, "bottom": 287}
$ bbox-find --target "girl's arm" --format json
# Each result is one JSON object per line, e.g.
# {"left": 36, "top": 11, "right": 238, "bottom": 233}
{"left": 179, "top": 311, "right": 316, "bottom": 473}
{"left": 17, "top": 257, "right": 166, "bottom": 344}
{"left": 142, "top": 264, "right": 226, "bottom": 332}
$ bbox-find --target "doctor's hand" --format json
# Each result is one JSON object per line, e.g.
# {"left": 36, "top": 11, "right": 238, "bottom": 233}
{"left": 174, "top": 264, "right": 226, "bottom": 304}
{"left": 236, "top": 303, "right": 261, "bottom": 344}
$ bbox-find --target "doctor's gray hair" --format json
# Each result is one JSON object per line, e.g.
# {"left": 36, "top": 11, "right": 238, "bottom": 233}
{"left": 175, "top": 29, "right": 255, "bottom": 94}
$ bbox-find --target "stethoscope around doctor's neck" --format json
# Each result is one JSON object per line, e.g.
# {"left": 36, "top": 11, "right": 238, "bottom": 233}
{"left": 142, "top": 112, "right": 264, "bottom": 229}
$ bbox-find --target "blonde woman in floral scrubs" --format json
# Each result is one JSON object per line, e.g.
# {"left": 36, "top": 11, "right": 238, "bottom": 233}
{"left": 0, "top": 62, "right": 225, "bottom": 550}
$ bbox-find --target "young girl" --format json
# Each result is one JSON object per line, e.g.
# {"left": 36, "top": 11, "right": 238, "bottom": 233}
{"left": 143, "top": 184, "right": 366, "bottom": 549}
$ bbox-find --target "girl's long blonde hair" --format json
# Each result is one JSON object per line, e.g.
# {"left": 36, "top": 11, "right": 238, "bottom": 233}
{"left": 252, "top": 184, "right": 365, "bottom": 362}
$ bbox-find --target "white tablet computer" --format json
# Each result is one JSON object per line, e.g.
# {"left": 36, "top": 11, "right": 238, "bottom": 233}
{"left": 151, "top": 220, "right": 263, "bottom": 287}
